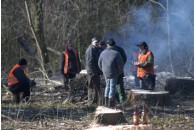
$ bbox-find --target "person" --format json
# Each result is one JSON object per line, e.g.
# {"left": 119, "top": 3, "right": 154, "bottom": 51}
{"left": 98, "top": 39, "right": 124, "bottom": 107}
{"left": 7, "top": 58, "right": 36, "bottom": 103}
{"left": 130, "top": 46, "right": 140, "bottom": 87}
{"left": 97, "top": 40, "right": 107, "bottom": 53}
{"left": 60, "top": 42, "right": 81, "bottom": 100}
{"left": 85, "top": 37, "right": 103, "bottom": 106}
{"left": 134, "top": 41, "right": 155, "bottom": 90}
{"left": 108, "top": 39, "right": 127, "bottom": 104}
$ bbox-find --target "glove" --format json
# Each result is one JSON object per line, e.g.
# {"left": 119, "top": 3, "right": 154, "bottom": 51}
{"left": 30, "top": 80, "right": 36, "bottom": 87}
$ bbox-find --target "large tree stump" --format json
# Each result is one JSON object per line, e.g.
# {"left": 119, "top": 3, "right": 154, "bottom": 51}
{"left": 164, "top": 77, "right": 194, "bottom": 98}
{"left": 128, "top": 89, "right": 170, "bottom": 106}
{"left": 88, "top": 124, "right": 153, "bottom": 130}
{"left": 93, "top": 106, "right": 127, "bottom": 125}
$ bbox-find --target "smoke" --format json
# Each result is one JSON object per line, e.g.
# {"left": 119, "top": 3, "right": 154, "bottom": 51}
{"left": 108, "top": 0, "right": 194, "bottom": 76}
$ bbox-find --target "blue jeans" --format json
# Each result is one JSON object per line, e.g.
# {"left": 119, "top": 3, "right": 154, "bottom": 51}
{"left": 104, "top": 76, "right": 118, "bottom": 98}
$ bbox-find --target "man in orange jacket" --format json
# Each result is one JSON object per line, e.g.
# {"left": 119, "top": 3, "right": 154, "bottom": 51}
{"left": 134, "top": 41, "right": 155, "bottom": 90}
{"left": 7, "top": 58, "right": 36, "bottom": 103}
{"left": 60, "top": 42, "right": 81, "bottom": 101}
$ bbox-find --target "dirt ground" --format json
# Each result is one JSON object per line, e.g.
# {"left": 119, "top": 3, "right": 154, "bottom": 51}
{"left": 1, "top": 79, "right": 194, "bottom": 130}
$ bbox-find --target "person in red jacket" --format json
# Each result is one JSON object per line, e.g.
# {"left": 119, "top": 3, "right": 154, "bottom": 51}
{"left": 7, "top": 58, "right": 36, "bottom": 103}
{"left": 134, "top": 41, "right": 155, "bottom": 90}
{"left": 60, "top": 42, "right": 81, "bottom": 100}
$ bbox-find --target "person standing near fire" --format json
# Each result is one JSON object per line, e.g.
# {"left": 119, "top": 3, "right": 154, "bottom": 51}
{"left": 98, "top": 38, "right": 124, "bottom": 107}
{"left": 134, "top": 41, "right": 155, "bottom": 90}
{"left": 85, "top": 37, "right": 103, "bottom": 106}
{"left": 112, "top": 40, "right": 127, "bottom": 104}
{"left": 60, "top": 41, "right": 81, "bottom": 101}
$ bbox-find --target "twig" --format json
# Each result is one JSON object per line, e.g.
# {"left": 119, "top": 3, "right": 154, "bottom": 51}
{"left": 1, "top": 114, "right": 16, "bottom": 123}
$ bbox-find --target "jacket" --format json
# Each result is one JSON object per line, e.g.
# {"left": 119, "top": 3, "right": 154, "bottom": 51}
{"left": 98, "top": 46, "right": 124, "bottom": 78}
{"left": 137, "top": 50, "right": 154, "bottom": 78}
{"left": 114, "top": 45, "right": 127, "bottom": 64}
{"left": 60, "top": 50, "right": 81, "bottom": 75}
{"left": 8, "top": 64, "right": 30, "bottom": 86}
{"left": 85, "top": 45, "right": 102, "bottom": 75}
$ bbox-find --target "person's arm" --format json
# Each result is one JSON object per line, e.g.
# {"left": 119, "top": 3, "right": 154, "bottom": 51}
{"left": 86, "top": 48, "right": 95, "bottom": 72}
{"left": 121, "top": 48, "right": 127, "bottom": 64}
{"left": 117, "top": 53, "right": 124, "bottom": 75}
{"left": 59, "top": 53, "right": 65, "bottom": 75}
{"left": 139, "top": 52, "right": 154, "bottom": 67}
{"left": 98, "top": 56, "right": 102, "bottom": 71}
{"left": 76, "top": 52, "right": 81, "bottom": 73}
{"left": 13, "top": 67, "right": 30, "bottom": 85}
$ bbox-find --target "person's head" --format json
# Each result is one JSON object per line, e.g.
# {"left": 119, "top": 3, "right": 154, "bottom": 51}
{"left": 106, "top": 38, "right": 116, "bottom": 47}
{"left": 137, "top": 41, "right": 148, "bottom": 51}
{"left": 65, "top": 41, "right": 73, "bottom": 51}
{"left": 91, "top": 37, "right": 100, "bottom": 47}
{"left": 18, "top": 58, "right": 27, "bottom": 68}
{"left": 99, "top": 40, "right": 107, "bottom": 49}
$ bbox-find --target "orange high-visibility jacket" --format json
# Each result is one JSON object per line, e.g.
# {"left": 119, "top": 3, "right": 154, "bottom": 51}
{"left": 63, "top": 51, "right": 80, "bottom": 74}
{"left": 137, "top": 50, "right": 154, "bottom": 78}
{"left": 8, "top": 64, "right": 28, "bottom": 86}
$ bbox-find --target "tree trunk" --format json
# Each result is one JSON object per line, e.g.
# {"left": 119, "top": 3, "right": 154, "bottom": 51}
{"left": 34, "top": 0, "right": 52, "bottom": 76}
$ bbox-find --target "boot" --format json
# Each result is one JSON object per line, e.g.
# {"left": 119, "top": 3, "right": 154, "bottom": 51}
{"left": 108, "top": 98, "right": 115, "bottom": 108}
{"left": 12, "top": 93, "right": 20, "bottom": 104}
{"left": 104, "top": 97, "right": 108, "bottom": 107}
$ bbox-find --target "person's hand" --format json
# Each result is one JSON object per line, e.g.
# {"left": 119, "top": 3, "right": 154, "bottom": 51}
{"left": 134, "top": 62, "right": 140, "bottom": 66}
{"left": 30, "top": 80, "right": 36, "bottom": 87}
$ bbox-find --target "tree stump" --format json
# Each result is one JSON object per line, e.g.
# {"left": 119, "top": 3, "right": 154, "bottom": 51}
{"left": 164, "top": 77, "right": 194, "bottom": 98}
{"left": 128, "top": 89, "right": 170, "bottom": 106}
{"left": 93, "top": 106, "right": 127, "bottom": 125}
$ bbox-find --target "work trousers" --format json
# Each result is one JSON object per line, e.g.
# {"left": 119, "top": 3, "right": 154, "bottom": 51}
{"left": 115, "top": 73, "right": 127, "bottom": 103}
{"left": 63, "top": 73, "right": 76, "bottom": 97}
{"left": 8, "top": 82, "right": 30, "bottom": 103}
{"left": 87, "top": 74, "right": 103, "bottom": 105}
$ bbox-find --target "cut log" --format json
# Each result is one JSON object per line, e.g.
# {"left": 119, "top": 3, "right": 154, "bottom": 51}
{"left": 128, "top": 89, "right": 170, "bottom": 106}
{"left": 88, "top": 124, "right": 153, "bottom": 130}
{"left": 164, "top": 77, "right": 194, "bottom": 98}
{"left": 93, "top": 106, "right": 127, "bottom": 125}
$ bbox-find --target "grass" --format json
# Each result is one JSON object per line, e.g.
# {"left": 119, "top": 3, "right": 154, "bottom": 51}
{"left": 1, "top": 85, "right": 194, "bottom": 130}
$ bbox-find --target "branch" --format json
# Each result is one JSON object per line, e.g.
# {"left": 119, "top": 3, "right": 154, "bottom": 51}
{"left": 25, "top": 1, "right": 49, "bottom": 80}
{"left": 47, "top": 47, "right": 61, "bottom": 56}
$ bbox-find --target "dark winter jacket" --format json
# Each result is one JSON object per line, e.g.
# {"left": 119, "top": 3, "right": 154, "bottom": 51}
{"left": 8, "top": 67, "right": 31, "bottom": 92}
{"left": 114, "top": 45, "right": 127, "bottom": 64}
{"left": 60, "top": 50, "right": 81, "bottom": 75}
{"left": 98, "top": 46, "right": 124, "bottom": 79}
{"left": 85, "top": 45, "right": 102, "bottom": 75}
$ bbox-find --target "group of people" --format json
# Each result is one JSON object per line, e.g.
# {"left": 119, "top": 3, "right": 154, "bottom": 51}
{"left": 7, "top": 37, "right": 155, "bottom": 107}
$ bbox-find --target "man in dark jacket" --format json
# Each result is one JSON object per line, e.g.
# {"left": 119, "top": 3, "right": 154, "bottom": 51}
{"left": 98, "top": 39, "right": 124, "bottom": 107}
{"left": 108, "top": 39, "right": 127, "bottom": 104}
{"left": 7, "top": 58, "right": 36, "bottom": 103}
{"left": 60, "top": 42, "right": 81, "bottom": 100}
{"left": 85, "top": 37, "right": 103, "bottom": 106}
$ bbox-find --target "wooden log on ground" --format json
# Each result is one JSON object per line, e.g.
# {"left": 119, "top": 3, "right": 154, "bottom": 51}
{"left": 88, "top": 124, "right": 153, "bottom": 130}
{"left": 128, "top": 89, "right": 170, "bottom": 106}
{"left": 164, "top": 77, "right": 194, "bottom": 98}
{"left": 93, "top": 106, "right": 127, "bottom": 125}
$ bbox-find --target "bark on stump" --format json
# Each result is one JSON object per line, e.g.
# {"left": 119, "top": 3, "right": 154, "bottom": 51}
{"left": 164, "top": 77, "right": 194, "bottom": 98}
{"left": 129, "top": 89, "right": 170, "bottom": 106}
{"left": 93, "top": 106, "right": 127, "bottom": 125}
